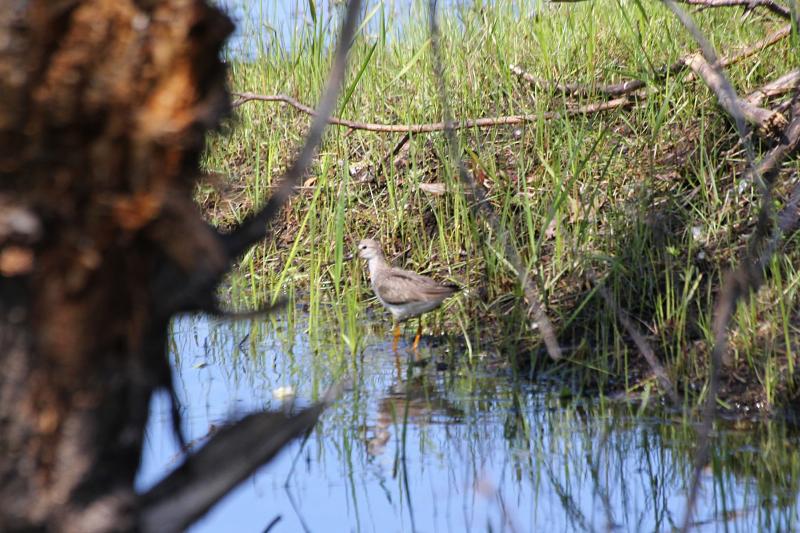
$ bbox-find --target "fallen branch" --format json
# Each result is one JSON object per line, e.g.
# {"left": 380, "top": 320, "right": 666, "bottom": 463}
{"left": 232, "top": 91, "right": 632, "bottom": 132}
{"left": 509, "top": 23, "right": 791, "bottom": 98}
{"left": 552, "top": 0, "right": 791, "bottom": 17}
{"left": 660, "top": 3, "right": 800, "bottom": 532}
{"left": 508, "top": 63, "right": 645, "bottom": 98}
{"left": 746, "top": 68, "right": 800, "bottom": 105}
{"left": 684, "top": 52, "right": 788, "bottom": 136}
{"left": 675, "top": 0, "right": 791, "bottom": 18}
{"left": 698, "top": 23, "right": 792, "bottom": 71}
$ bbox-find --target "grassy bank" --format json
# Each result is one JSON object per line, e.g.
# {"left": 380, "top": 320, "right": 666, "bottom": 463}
{"left": 201, "top": 0, "right": 800, "bottom": 411}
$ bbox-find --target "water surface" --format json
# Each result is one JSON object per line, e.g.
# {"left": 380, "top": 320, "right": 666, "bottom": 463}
{"left": 138, "top": 309, "right": 800, "bottom": 532}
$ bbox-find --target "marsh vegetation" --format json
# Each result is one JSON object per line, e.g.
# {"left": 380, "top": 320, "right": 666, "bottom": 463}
{"left": 132, "top": 0, "right": 800, "bottom": 530}
{"left": 207, "top": 0, "right": 800, "bottom": 411}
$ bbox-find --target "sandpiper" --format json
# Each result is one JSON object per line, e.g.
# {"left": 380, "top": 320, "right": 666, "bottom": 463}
{"left": 353, "top": 239, "right": 459, "bottom": 350}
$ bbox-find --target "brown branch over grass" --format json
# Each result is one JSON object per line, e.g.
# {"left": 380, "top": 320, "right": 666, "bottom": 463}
{"left": 141, "top": 0, "right": 363, "bottom": 525}
{"left": 675, "top": 0, "right": 791, "bottom": 18}
{"left": 232, "top": 91, "right": 632, "bottom": 132}
{"left": 160, "top": 0, "right": 363, "bottom": 319}
{"left": 551, "top": 0, "right": 792, "bottom": 18}
{"left": 510, "top": 23, "right": 792, "bottom": 100}
{"left": 683, "top": 52, "right": 788, "bottom": 135}
{"left": 508, "top": 64, "right": 645, "bottom": 98}
{"left": 428, "top": 0, "right": 563, "bottom": 361}
{"left": 746, "top": 69, "right": 800, "bottom": 105}
{"left": 221, "top": 1, "right": 362, "bottom": 261}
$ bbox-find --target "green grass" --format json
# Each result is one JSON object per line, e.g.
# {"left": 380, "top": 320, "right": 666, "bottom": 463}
{"left": 202, "top": 0, "right": 800, "bottom": 411}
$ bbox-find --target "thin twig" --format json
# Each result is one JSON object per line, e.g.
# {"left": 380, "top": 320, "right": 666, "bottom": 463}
{"left": 428, "top": 0, "right": 563, "bottom": 360}
{"left": 509, "top": 63, "right": 646, "bottom": 98}
{"left": 551, "top": 0, "right": 791, "bottom": 17}
{"left": 374, "top": 133, "right": 411, "bottom": 181}
{"left": 712, "top": 23, "right": 792, "bottom": 69}
{"left": 157, "top": 0, "right": 364, "bottom": 317}
{"left": 232, "top": 91, "right": 632, "bottom": 132}
{"left": 263, "top": 515, "right": 282, "bottom": 533}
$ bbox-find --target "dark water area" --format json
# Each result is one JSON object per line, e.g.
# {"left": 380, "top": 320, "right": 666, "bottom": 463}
{"left": 137, "top": 309, "right": 800, "bottom": 532}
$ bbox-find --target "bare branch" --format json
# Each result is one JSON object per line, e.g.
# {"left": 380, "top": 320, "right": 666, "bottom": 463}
{"left": 675, "top": 0, "right": 791, "bottom": 18}
{"left": 756, "top": 101, "right": 800, "bottom": 186}
{"left": 155, "top": 0, "right": 362, "bottom": 318}
{"left": 509, "top": 63, "right": 646, "bottom": 98}
{"left": 428, "top": 0, "right": 563, "bottom": 360}
{"left": 658, "top": 4, "right": 800, "bottom": 532}
{"left": 684, "top": 53, "right": 788, "bottom": 136}
{"left": 510, "top": 24, "right": 791, "bottom": 99}
{"left": 232, "top": 91, "right": 632, "bottom": 132}
{"left": 745, "top": 69, "right": 800, "bottom": 106}
{"left": 552, "top": 0, "right": 791, "bottom": 17}
{"left": 712, "top": 23, "right": 792, "bottom": 69}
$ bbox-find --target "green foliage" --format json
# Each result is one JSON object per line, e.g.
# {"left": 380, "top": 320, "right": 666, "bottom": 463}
{"left": 203, "top": 0, "right": 800, "bottom": 409}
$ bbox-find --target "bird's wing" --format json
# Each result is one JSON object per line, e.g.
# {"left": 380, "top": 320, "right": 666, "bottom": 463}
{"left": 375, "top": 269, "right": 458, "bottom": 305}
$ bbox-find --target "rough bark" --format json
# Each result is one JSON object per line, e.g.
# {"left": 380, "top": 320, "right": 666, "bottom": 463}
{"left": 0, "top": 1, "right": 232, "bottom": 530}
{"left": 0, "top": 0, "right": 352, "bottom": 530}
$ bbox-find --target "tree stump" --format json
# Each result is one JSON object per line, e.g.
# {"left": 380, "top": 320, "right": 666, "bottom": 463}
{"left": 0, "top": 1, "right": 320, "bottom": 531}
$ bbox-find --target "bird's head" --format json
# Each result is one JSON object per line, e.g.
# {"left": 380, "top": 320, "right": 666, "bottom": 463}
{"left": 357, "top": 239, "right": 384, "bottom": 260}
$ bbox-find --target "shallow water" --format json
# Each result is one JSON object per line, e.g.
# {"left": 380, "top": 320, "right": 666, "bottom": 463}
{"left": 219, "top": 0, "right": 511, "bottom": 59}
{"left": 137, "top": 309, "right": 800, "bottom": 532}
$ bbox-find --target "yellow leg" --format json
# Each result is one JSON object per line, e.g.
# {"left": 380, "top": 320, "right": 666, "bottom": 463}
{"left": 392, "top": 322, "right": 401, "bottom": 352}
{"left": 412, "top": 319, "right": 422, "bottom": 352}
{"left": 394, "top": 350, "right": 402, "bottom": 381}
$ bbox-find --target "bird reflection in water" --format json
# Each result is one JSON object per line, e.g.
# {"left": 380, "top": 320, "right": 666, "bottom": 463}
{"left": 365, "top": 369, "right": 463, "bottom": 457}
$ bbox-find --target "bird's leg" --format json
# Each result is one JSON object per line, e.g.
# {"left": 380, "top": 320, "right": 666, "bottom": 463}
{"left": 412, "top": 318, "right": 422, "bottom": 352}
{"left": 392, "top": 321, "right": 401, "bottom": 352}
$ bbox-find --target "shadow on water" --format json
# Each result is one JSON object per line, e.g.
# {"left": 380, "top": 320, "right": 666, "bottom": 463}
{"left": 136, "top": 302, "right": 800, "bottom": 532}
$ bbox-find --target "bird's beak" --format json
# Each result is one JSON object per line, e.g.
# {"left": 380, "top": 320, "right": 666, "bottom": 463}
{"left": 322, "top": 253, "right": 354, "bottom": 267}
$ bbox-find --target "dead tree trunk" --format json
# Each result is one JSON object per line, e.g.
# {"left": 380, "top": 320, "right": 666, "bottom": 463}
{"left": 0, "top": 0, "right": 360, "bottom": 531}
{"left": 0, "top": 0, "right": 232, "bottom": 530}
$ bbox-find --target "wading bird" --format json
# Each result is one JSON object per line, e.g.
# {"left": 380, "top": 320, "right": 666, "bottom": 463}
{"left": 352, "top": 239, "right": 459, "bottom": 351}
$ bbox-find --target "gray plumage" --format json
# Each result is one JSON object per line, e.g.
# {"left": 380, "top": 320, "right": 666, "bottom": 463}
{"left": 357, "top": 239, "right": 459, "bottom": 322}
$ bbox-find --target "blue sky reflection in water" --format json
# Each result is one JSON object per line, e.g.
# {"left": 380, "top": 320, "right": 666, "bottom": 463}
{"left": 217, "top": 0, "right": 484, "bottom": 59}
{"left": 137, "top": 311, "right": 800, "bottom": 532}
